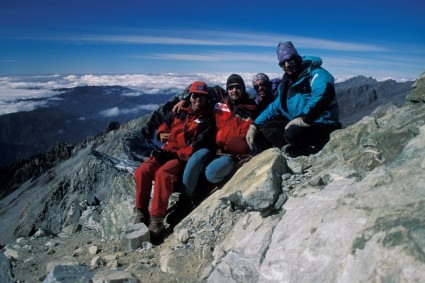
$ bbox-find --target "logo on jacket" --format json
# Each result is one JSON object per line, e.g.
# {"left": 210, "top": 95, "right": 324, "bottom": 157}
{"left": 215, "top": 102, "right": 230, "bottom": 112}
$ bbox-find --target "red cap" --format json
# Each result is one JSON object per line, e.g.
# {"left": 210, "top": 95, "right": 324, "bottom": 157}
{"left": 189, "top": 81, "right": 209, "bottom": 95}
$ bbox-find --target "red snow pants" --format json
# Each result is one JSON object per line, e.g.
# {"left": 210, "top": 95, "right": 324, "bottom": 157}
{"left": 134, "top": 156, "right": 184, "bottom": 218}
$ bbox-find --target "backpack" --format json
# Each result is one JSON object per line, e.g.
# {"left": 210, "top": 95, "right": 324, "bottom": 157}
{"left": 270, "top": 78, "right": 282, "bottom": 96}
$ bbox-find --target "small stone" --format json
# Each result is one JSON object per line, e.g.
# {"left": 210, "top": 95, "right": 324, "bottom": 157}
{"left": 202, "top": 245, "right": 213, "bottom": 259}
{"left": 16, "top": 238, "right": 26, "bottom": 244}
{"left": 88, "top": 245, "right": 99, "bottom": 255}
{"left": 106, "top": 259, "right": 118, "bottom": 270}
{"left": 175, "top": 229, "right": 190, "bottom": 243}
{"left": 90, "top": 256, "right": 104, "bottom": 268}
{"left": 142, "top": 241, "right": 153, "bottom": 250}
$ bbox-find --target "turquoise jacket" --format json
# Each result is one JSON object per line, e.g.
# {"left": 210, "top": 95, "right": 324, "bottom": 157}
{"left": 254, "top": 56, "right": 340, "bottom": 126}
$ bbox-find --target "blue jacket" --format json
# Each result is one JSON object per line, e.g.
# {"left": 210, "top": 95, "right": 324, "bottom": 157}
{"left": 254, "top": 56, "right": 340, "bottom": 126}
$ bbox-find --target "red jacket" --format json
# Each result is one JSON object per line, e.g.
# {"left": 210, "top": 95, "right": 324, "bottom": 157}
{"left": 214, "top": 94, "right": 257, "bottom": 156}
{"left": 157, "top": 107, "right": 215, "bottom": 161}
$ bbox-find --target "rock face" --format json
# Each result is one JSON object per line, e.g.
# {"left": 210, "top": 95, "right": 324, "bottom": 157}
{"left": 335, "top": 76, "right": 413, "bottom": 126}
{"left": 1, "top": 73, "right": 425, "bottom": 282}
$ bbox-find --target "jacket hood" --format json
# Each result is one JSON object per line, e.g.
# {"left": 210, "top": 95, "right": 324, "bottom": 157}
{"left": 302, "top": 56, "right": 323, "bottom": 69}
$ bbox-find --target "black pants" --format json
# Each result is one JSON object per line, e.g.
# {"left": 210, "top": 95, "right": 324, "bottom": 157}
{"left": 261, "top": 120, "right": 341, "bottom": 156}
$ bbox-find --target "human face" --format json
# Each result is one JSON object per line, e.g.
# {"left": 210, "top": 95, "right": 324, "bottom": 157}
{"left": 253, "top": 80, "right": 270, "bottom": 97}
{"left": 279, "top": 58, "right": 298, "bottom": 75}
{"left": 227, "top": 84, "right": 243, "bottom": 102}
{"left": 190, "top": 92, "right": 207, "bottom": 112}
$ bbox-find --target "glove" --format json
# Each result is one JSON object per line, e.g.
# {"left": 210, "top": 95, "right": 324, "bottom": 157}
{"left": 246, "top": 124, "right": 258, "bottom": 150}
{"left": 285, "top": 117, "right": 310, "bottom": 130}
{"left": 151, "top": 149, "right": 176, "bottom": 164}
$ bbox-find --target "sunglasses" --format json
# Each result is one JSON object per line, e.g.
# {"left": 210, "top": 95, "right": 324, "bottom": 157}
{"left": 278, "top": 58, "right": 297, "bottom": 68}
{"left": 228, "top": 84, "right": 242, "bottom": 91}
{"left": 191, "top": 93, "right": 207, "bottom": 100}
{"left": 253, "top": 82, "right": 267, "bottom": 90}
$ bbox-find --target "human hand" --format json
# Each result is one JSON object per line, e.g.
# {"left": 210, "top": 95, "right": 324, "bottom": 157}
{"left": 172, "top": 100, "right": 187, "bottom": 113}
{"left": 159, "top": 133, "right": 170, "bottom": 143}
{"left": 246, "top": 124, "right": 258, "bottom": 150}
{"left": 285, "top": 117, "right": 310, "bottom": 130}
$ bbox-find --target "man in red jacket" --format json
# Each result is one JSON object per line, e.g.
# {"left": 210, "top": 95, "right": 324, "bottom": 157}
{"left": 133, "top": 81, "right": 215, "bottom": 238}
{"left": 203, "top": 74, "right": 257, "bottom": 182}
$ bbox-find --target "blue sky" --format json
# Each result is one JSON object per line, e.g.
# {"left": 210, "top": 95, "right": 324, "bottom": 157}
{"left": 1, "top": 0, "right": 424, "bottom": 81}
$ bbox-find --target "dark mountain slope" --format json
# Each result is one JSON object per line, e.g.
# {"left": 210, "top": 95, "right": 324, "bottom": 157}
{"left": 0, "top": 86, "right": 175, "bottom": 167}
{"left": 53, "top": 85, "right": 173, "bottom": 123}
{"left": 0, "top": 108, "right": 104, "bottom": 166}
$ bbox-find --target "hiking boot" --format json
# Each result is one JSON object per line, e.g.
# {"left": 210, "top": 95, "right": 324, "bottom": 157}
{"left": 133, "top": 208, "right": 148, "bottom": 225}
{"left": 148, "top": 217, "right": 165, "bottom": 236}
{"left": 166, "top": 195, "right": 195, "bottom": 227}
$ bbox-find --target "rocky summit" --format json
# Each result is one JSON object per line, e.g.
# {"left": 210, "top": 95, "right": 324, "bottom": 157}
{"left": 1, "top": 73, "right": 425, "bottom": 283}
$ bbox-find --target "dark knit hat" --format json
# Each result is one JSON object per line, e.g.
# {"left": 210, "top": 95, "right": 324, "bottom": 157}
{"left": 226, "top": 74, "right": 245, "bottom": 89}
{"left": 277, "top": 41, "right": 301, "bottom": 65}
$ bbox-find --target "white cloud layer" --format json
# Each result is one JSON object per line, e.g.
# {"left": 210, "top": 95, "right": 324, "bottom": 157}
{"left": 0, "top": 72, "right": 408, "bottom": 116}
{"left": 0, "top": 73, "right": 231, "bottom": 115}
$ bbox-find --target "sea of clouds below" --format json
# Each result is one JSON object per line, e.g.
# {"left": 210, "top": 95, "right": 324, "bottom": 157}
{"left": 0, "top": 73, "right": 399, "bottom": 116}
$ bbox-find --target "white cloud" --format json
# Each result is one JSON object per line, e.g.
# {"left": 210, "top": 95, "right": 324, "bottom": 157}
{"left": 0, "top": 100, "right": 50, "bottom": 115}
{"left": 99, "top": 104, "right": 160, "bottom": 117}
{"left": 58, "top": 29, "right": 389, "bottom": 52}
{"left": 143, "top": 52, "right": 275, "bottom": 64}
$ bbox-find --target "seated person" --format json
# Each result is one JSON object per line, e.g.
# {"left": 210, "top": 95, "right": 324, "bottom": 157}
{"left": 246, "top": 41, "right": 341, "bottom": 157}
{"left": 133, "top": 81, "right": 215, "bottom": 238}
{"left": 252, "top": 73, "right": 277, "bottom": 113}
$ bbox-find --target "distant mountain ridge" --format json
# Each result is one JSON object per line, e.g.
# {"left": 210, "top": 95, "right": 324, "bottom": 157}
{"left": 0, "top": 108, "right": 101, "bottom": 166}
{"left": 335, "top": 75, "right": 413, "bottom": 126}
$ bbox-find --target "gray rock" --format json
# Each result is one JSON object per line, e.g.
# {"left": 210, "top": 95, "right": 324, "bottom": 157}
{"left": 90, "top": 256, "right": 104, "bottom": 268}
{"left": 46, "top": 256, "right": 79, "bottom": 274}
{"left": 208, "top": 213, "right": 281, "bottom": 282}
{"left": 160, "top": 246, "right": 191, "bottom": 275}
{"left": 406, "top": 71, "right": 425, "bottom": 103}
{"left": 219, "top": 148, "right": 288, "bottom": 212}
{"left": 257, "top": 124, "right": 425, "bottom": 282}
{"left": 0, "top": 253, "right": 15, "bottom": 283}
{"left": 121, "top": 223, "right": 150, "bottom": 251}
{"left": 175, "top": 228, "right": 190, "bottom": 244}
{"left": 3, "top": 246, "right": 21, "bottom": 261}
{"left": 43, "top": 265, "right": 93, "bottom": 283}
{"left": 88, "top": 245, "right": 99, "bottom": 255}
